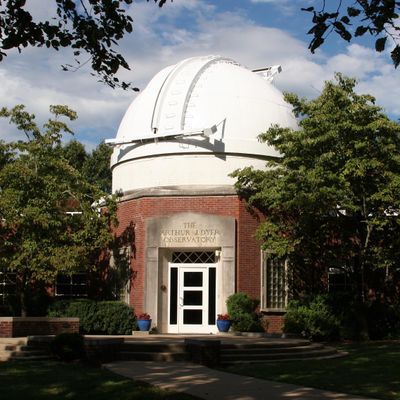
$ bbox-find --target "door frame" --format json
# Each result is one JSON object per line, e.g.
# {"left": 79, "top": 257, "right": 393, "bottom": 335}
{"left": 168, "top": 262, "right": 218, "bottom": 334}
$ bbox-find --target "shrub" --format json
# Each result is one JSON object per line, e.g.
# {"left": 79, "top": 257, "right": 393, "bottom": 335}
{"left": 95, "top": 302, "right": 137, "bottom": 335}
{"left": 284, "top": 295, "right": 340, "bottom": 341}
{"left": 226, "top": 292, "right": 263, "bottom": 332}
{"left": 367, "top": 301, "right": 400, "bottom": 340}
{"left": 48, "top": 299, "right": 136, "bottom": 335}
{"left": 50, "top": 332, "right": 85, "bottom": 362}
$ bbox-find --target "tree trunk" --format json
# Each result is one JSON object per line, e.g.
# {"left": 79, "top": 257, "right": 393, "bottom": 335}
{"left": 352, "top": 256, "right": 369, "bottom": 340}
{"left": 18, "top": 272, "right": 28, "bottom": 317}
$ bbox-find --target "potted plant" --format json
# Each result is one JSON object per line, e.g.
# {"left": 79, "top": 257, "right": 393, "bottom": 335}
{"left": 216, "top": 313, "right": 231, "bottom": 332}
{"left": 136, "top": 312, "right": 152, "bottom": 331}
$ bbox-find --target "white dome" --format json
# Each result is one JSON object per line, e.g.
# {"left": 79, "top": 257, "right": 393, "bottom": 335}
{"left": 111, "top": 55, "right": 297, "bottom": 194}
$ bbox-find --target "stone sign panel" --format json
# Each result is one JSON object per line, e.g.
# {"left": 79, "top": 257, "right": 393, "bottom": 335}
{"left": 147, "top": 213, "right": 233, "bottom": 248}
{"left": 160, "top": 222, "right": 220, "bottom": 247}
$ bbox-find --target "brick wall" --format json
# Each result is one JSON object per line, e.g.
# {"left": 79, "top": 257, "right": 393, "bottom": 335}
{"left": 0, "top": 319, "right": 12, "bottom": 337}
{"left": 116, "top": 194, "right": 265, "bottom": 314}
{"left": 262, "top": 313, "right": 285, "bottom": 334}
{"left": 0, "top": 317, "right": 79, "bottom": 337}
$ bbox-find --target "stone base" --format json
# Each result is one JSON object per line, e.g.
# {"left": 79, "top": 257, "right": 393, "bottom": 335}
{"left": 132, "top": 331, "right": 150, "bottom": 336}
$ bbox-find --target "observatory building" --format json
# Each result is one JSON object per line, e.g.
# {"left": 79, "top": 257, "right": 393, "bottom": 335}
{"left": 109, "top": 55, "right": 297, "bottom": 334}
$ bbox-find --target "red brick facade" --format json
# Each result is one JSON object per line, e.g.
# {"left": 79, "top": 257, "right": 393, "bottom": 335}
{"left": 116, "top": 195, "right": 260, "bottom": 309}
{"left": 263, "top": 313, "right": 285, "bottom": 334}
{"left": 0, "top": 317, "right": 79, "bottom": 338}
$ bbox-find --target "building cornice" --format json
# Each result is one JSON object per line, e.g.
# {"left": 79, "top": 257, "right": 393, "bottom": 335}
{"left": 118, "top": 185, "right": 238, "bottom": 202}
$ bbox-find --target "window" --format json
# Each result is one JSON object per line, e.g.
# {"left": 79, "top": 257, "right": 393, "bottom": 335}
{"left": 172, "top": 251, "right": 215, "bottom": 264}
{"left": 328, "top": 267, "right": 349, "bottom": 293}
{"left": 261, "top": 252, "right": 287, "bottom": 311}
{"left": 0, "top": 270, "right": 16, "bottom": 305}
{"left": 55, "top": 273, "right": 88, "bottom": 297}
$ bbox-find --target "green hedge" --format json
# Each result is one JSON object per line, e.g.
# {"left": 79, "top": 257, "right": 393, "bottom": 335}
{"left": 226, "top": 292, "right": 263, "bottom": 332}
{"left": 48, "top": 299, "right": 136, "bottom": 335}
{"left": 284, "top": 295, "right": 340, "bottom": 341}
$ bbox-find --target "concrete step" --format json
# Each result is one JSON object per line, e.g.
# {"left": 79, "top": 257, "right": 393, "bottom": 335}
{"left": 0, "top": 350, "right": 13, "bottom": 361}
{"left": 0, "top": 344, "right": 23, "bottom": 352}
{"left": 0, "top": 337, "right": 51, "bottom": 362}
{"left": 220, "top": 346, "right": 345, "bottom": 364}
{"left": 221, "top": 347, "right": 336, "bottom": 361}
{"left": 9, "top": 349, "right": 49, "bottom": 358}
{"left": 221, "top": 343, "right": 324, "bottom": 355}
{"left": 121, "top": 342, "right": 186, "bottom": 353}
{"left": 9, "top": 355, "right": 51, "bottom": 361}
{"left": 220, "top": 339, "right": 311, "bottom": 349}
{"left": 117, "top": 338, "right": 343, "bottom": 365}
{"left": 221, "top": 350, "right": 348, "bottom": 364}
{"left": 119, "top": 351, "right": 188, "bottom": 362}
{"left": 0, "top": 338, "right": 27, "bottom": 345}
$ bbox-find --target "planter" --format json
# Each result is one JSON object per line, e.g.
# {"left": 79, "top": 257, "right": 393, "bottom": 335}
{"left": 137, "top": 319, "right": 152, "bottom": 331}
{"left": 216, "top": 319, "right": 231, "bottom": 332}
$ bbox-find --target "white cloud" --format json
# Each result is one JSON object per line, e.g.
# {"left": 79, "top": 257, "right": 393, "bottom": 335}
{"left": 0, "top": 0, "right": 398, "bottom": 149}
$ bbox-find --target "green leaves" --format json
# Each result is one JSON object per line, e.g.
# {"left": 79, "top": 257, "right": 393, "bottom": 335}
{"left": 375, "top": 37, "right": 387, "bottom": 52}
{"left": 0, "top": 104, "right": 117, "bottom": 313}
{"left": 234, "top": 74, "right": 400, "bottom": 299}
{"left": 0, "top": 1, "right": 173, "bottom": 89}
{"left": 303, "top": 1, "right": 400, "bottom": 68}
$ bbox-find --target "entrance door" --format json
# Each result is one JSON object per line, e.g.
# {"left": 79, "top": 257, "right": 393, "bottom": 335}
{"left": 168, "top": 258, "right": 217, "bottom": 334}
{"left": 178, "top": 266, "right": 208, "bottom": 332}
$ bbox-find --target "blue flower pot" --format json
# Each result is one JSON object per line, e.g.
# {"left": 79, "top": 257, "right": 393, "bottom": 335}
{"left": 137, "top": 319, "right": 152, "bottom": 331}
{"left": 217, "top": 319, "right": 231, "bottom": 332}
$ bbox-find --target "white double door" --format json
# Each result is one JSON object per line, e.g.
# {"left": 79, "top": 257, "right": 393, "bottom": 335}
{"left": 168, "top": 263, "right": 217, "bottom": 334}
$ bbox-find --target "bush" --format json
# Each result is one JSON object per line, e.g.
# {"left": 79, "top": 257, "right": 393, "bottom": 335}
{"left": 284, "top": 295, "right": 340, "bottom": 341}
{"left": 226, "top": 292, "right": 263, "bottom": 332}
{"left": 50, "top": 332, "right": 85, "bottom": 362}
{"left": 367, "top": 301, "right": 400, "bottom": 340}
{"left": 48, "top": 299, "right": 136, "bottom": 335}
{"left": 95, "top": 302, "right": 137, "bottom": 335}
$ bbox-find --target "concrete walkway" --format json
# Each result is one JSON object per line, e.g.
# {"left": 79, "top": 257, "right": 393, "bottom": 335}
{"left": 104, "top": 361, "right": 377, "bottom": 400}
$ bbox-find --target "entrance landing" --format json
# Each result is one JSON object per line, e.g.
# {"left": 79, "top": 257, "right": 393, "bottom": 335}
{"left": 117, "top": 334, "right": 345, "bottom": 364}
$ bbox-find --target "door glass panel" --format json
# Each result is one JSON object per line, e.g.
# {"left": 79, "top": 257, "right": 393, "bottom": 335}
{"left": 183, "top": 309, "right": 202, "bottom": 324}
{"left": 184, "top": 272, "right": 203, "bottom": 287}
{"left": 184, "top": 290, "right": 202, "bottom": 305}
{"left": 208, "top": 268, "right": 216, "bottom": 325}
{"left": 170, "top": 268, "right": 178, "bottom": 324}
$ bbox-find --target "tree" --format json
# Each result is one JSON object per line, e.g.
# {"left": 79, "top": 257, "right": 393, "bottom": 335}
{"left": 83, "top": 142, "right": 113, "bottom": 193}
{"left": 304, "top": 1, "right": 400, "bottom": 67}
{"left": 59, "top": 140, "right": 112, "bottom": 193}
{"left": 0, "top": 0, "right": 171, "bottom": 90}
{"left": 232, "top": 74, "right": 400, "bottom": 337}
{"left": 59, "top": 139, "right": 88, "bottom": 171}
{"left": 0, "top": 104, "right": 118, "bottom": 315}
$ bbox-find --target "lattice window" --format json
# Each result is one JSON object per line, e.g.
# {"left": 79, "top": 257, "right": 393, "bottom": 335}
{"left": 55, "top": 273, "right": 88, "bottom": 297}
{"left": 0, "top": 270, "right": 16, "bottom": 305}
{"left": 328, "top": 267, "right": 350, "bottom": 293}
{"left": 261, "top": 253, "right": 287, "bottom": 310}
{"left": 172, "top": 251, "right": 215, "bottom": 264}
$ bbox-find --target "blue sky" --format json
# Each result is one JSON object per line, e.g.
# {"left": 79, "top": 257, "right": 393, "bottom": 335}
{"left": 0, "top": 0, "right": 399, "bottom": 149}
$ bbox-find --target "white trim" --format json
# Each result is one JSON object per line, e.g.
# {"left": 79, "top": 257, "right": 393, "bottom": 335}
{"left": 168, "top": 262, "right": 218, "bottom": 334}
{"left": 260, "top": 252, "right": 288, "bottom": 311}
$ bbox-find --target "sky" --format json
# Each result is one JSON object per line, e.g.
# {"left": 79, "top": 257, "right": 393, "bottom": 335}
{"left": 0, "top": 0, "right": 399, "bottom": 150}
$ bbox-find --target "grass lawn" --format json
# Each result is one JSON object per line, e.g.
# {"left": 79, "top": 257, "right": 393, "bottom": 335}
{"left": 0, "top": 360, "right": 198, "bottom": 400}
{"left": 223, "top": 342, "right": 400, "bottom": 400}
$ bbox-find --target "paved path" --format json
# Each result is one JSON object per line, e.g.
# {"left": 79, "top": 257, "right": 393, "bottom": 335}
{"left": 104, "top": 361, "right": 377, "bottom": 400}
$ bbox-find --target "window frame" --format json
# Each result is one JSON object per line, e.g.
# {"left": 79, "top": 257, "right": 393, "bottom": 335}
{"left": 260, "top": 251, "right": 288, "bottom": 312}
{"left": 0, "top": 270, "right": 17, "bottom": 305}
{"left": 55, "top": 272, "right": 88, "bottom": 297}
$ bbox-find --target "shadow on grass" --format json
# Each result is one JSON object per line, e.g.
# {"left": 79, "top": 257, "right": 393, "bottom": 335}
{"left": 0, "top": 361, "right": 198, "bottom": 400}
{"left": 223, "top": 342, "right": 400, "bottom": 400}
